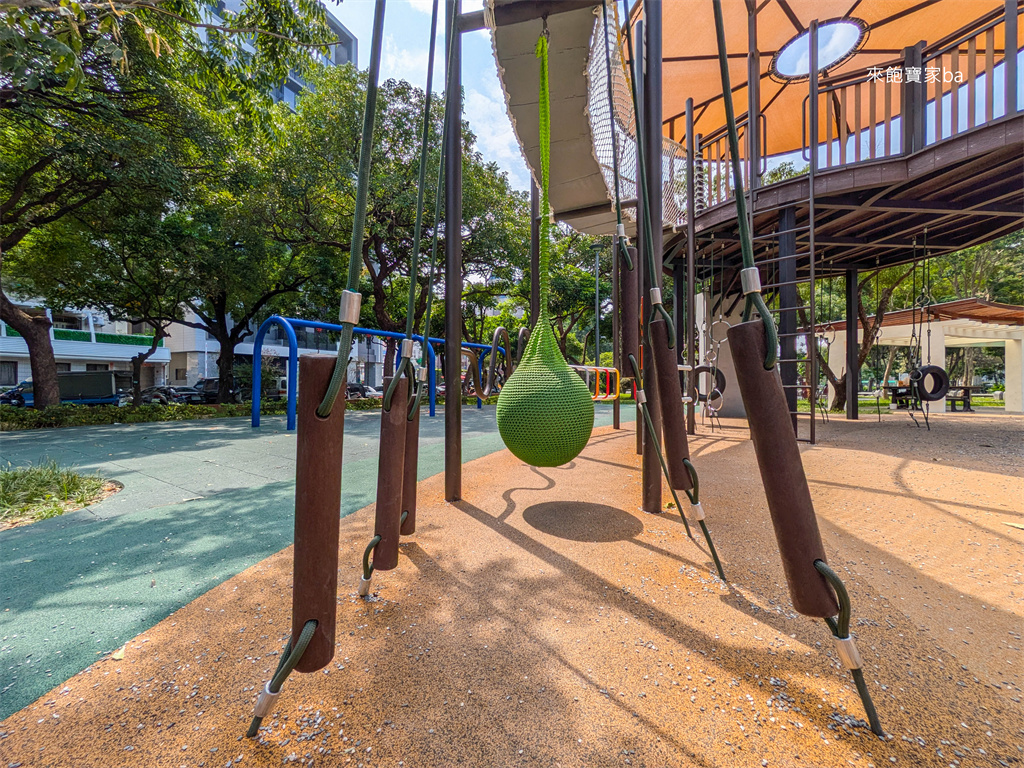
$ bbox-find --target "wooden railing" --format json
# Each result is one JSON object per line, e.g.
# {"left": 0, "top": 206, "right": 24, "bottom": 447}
{"left": 697, "top": 112, "right": 766, "bottom": 209}
{"left": 802, "top": 6, "right": 1021, "bottom": 170}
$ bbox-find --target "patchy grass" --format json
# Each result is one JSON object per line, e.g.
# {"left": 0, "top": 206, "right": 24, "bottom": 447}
{"left": 0, "top": 460, "right": 117, "bottom": 529}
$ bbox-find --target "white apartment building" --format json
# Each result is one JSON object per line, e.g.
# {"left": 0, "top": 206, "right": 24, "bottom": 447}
{"left": 0, "top": 303, "right": 171, "bottom": 388}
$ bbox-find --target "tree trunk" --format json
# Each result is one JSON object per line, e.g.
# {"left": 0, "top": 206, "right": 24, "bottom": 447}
{"left": 216, "top": 339, "right": 236, "bottom": 403}
{"left": 130, "top": 330, "right": 167, "bottom": 406}
{"left": 383, "top": 337, "right": 396, "bottom": 377}
{"left": 0, "top": 290, "right": 60, "bottom": 408}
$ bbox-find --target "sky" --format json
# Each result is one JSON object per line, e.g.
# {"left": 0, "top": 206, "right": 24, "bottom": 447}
{"left": 323, "top": 0, "right": 533, "bottom": 192}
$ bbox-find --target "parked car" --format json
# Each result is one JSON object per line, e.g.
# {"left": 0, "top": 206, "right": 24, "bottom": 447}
{"left": 346, "top": 383, "right": 383, "bottom": 399}
{"left": 194, "top": 377, "right": 241, "bottom": 404}
{"left": 140, "top": 386, "right": 205, "bottom": 405}
{"left": 0, "top": 371, "right": 132, "bottom": 407}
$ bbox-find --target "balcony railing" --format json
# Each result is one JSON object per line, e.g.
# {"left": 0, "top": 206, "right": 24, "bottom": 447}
{"left": 1, "top": 323, "right": 163, "bottom": 346}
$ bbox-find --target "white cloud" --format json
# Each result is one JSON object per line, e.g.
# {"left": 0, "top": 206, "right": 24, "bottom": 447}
{"left": 464, "top": 80, "right": 531, "bottom": 191}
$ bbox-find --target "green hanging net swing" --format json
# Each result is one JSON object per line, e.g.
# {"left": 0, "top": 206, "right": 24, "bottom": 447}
{"left": 496, "top": 34, "right": 595, "bottom": 468}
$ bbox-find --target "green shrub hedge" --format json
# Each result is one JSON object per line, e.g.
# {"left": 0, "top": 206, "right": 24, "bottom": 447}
{"left": 0, "top": 394, "right": 503, "bottom": 430}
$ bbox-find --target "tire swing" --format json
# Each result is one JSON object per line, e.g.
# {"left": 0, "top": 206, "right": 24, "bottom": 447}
{"left": 914, "top": 364, "right": 949, "bottom": 402}
{"left": 496, "top": 32, "right": 594, "bottom": 468}
{"left": 710, "top": 0, "right": 882, "bottom": 735}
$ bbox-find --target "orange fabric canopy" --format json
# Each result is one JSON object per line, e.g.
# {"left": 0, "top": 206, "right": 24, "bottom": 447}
{"left": 653, "top": 0, "right": 1009, "bottom": 154}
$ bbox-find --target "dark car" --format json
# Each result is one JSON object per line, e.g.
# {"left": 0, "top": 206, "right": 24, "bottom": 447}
{"left": 141, "top": 386, "right": 204, "bottom": 405}
{"left": 194, "top": 377, "right": 241, "bottom": 404}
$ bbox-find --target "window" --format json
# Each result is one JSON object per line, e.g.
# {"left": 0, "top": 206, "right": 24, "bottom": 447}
{"left": 86, "top": 363, "right": 108, "bottom": 371}
{"left": 0, "top": 361, "right": 16, "bottom": 385}
{"left": 175, "top": 368, "right": 187, "bottom": 381}
{"left": 56, "top": 363, "right": 71, "bottom": 372}
{"left": 51, "top": 314, "right": 82, "bottom": 330}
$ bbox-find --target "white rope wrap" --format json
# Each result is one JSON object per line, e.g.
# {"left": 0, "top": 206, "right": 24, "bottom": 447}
{"left": 650, "top": 287, "right": 663, "bottom": 306}
{"left": 616, "top": 223, "right": 626, "bottom": 240}
{"left": 401, "top": 338, "right": 415, "bottom": 358}
{"left": 690, "top": 502, "right": 705, "bottom": 521}
{"left": 254, "top": 682, "right": 280, "bottom": 718}
{"left": 339, "top": 290, "right": 362, "bottom": 325}
{"left": 417, "top": 366, "right": 429, "bottom": 383}
{"left": 740, "top": 267, "right": 762, "bottom": 295}
{"left": 636, "top": 389, "right": 647, "bottom": 405}
{"left": 832, "top": 635, "right": 864, "bottom": 670}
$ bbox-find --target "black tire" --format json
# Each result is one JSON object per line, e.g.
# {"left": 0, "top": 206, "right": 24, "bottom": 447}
{"left": 914, "top": 365, "right": 949, "bottom": 402}
{"left": 692, "top": 365, "right": 726, "bottom": 403}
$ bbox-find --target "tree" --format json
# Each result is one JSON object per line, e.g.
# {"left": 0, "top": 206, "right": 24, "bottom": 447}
{"left": 1, "top": 0, "right": 333, "bottom": 407}
{"left": 14, "top": 210, "right": 198, "bottom": 404}
{"left": 247, "top": 67, "right": 531, "bottom": 374}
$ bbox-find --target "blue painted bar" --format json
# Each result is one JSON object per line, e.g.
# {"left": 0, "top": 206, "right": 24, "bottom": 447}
{"left": 251, "top": 316, "right": 503, "bottom": 430}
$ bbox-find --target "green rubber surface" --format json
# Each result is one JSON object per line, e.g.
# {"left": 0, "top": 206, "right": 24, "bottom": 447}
{"left": 0, "top": 404, "right": 629, "bottom": 719}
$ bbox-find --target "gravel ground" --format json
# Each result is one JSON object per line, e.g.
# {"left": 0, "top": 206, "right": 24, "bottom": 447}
{"left": 0, "top": 411, "right": 1021, "bottom": 767}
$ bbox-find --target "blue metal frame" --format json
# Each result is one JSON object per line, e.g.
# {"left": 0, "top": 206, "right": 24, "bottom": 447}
{"left": 251, "top": 315, "right": 500, "bottom": 430}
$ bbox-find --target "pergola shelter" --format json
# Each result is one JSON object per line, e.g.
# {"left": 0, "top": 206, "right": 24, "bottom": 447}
{"left": 486, "top": 0, "right": 1024, "bottom": 446}
{"left": 825, "top": 298, "right": 1024, "bottom": 412}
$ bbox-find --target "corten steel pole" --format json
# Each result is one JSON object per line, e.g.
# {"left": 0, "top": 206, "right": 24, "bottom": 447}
{"left": 685, "top": 99, "right": 696, "bottom": 434}
{"left": 530, "top": 180, "right": 541, "bottom": 326}
{"left": 641, "top": 7, "right": 664, "bottom": 515}
{"left": 444, "top": 0, "right": 462, "bottom": 501}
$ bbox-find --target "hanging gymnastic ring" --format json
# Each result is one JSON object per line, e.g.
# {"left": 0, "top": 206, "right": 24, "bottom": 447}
{"left": 914, "top": 365, "right": 949, "bottom": 402}
{"left": 693, "top": 365, "right": 727, "bottom": 403}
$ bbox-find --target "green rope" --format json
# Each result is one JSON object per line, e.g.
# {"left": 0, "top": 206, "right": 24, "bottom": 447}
{"left": 318, "top": 0, "right": 387, "bottom": 417}
{"left": 409, "top": 4, "right": 459, "bottom": 420}
{"left": 709, "top": 0, "right": 777, "bottom": 369}
{"left": 385, "top": 0, "right": 441, "bottom": 413}
{"left": 814, "top": 560, "right": 884, "bottom": 735}
{"left": 245, "top": 619, "right": 318, "bottom": 738}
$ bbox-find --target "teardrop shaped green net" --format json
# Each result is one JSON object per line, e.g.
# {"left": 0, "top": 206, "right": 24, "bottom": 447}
{"left": 496, "top": 33, "right": 595, "bottom": 468}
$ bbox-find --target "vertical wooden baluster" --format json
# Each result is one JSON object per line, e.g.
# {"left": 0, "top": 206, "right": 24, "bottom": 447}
{"left": 967, "top": 37, "right": 977, "bottom": 129}
{"left": 716, "top": 137, "right": 724, "bottom": 205}
{"left": 839, "top": 86, "right": 848, "bottom": 165}
{"left": 854, "top": 82, "right": 862, "bottom": 162}
{"left": 884, "top": 78, "right": 892, "bottom": 155}
{"left": 951, "top": 48, "right": 960, "bottom": 135}
{"left": 869, "top": 75, "right": 877, "bottom": 158}
{"left": 985, "top": 28, "right": 995, "bottom": 122}
{"left": 826, "top": 88, "right": 834, "bottom": 167}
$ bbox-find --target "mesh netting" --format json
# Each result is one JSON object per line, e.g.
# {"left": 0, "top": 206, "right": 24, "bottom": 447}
{"left": 586, "top": 2, "right": 690, "bottom": 229}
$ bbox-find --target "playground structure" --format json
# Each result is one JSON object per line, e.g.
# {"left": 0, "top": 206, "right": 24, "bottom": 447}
{"left": 236, "top": 0, "right": 988, "bottom": 741}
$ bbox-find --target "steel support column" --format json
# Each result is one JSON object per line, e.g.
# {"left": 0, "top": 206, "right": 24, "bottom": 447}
{"left": 779, "top": 206, "right": 798, "bottom": 433}
{"left": 845, "top": 268, "right": 859, "bottom": 420}
{"left": 685, "top": 99, "right": 697, "bottom": 434}
{"left": 444, "top": 0, "right": 463, "bottom": 500}
{"left": 641, "top": 6, "right": 664, "bottom": 514}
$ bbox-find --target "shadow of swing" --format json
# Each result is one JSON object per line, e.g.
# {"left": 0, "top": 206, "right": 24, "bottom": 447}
{"left": 522, "top": 500, "right": 644, "bottom": 542}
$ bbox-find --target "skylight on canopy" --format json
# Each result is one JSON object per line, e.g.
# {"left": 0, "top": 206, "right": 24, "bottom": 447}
{"left": 771, "top": 20, "right": 867, "bottom": 81}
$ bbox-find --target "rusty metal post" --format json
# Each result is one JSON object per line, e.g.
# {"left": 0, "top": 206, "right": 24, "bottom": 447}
{"left": 291, "top": 355, "right": 345, "bottom": 672}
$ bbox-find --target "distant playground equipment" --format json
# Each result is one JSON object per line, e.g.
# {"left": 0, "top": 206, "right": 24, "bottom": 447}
{"left": 244, "top": 0, "right": 883, "bottom": 742}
